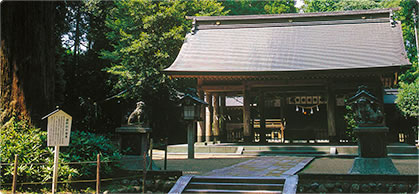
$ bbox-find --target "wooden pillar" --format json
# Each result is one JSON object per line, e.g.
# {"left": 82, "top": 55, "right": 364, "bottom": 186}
{"left": 280, "top": 96, "right": 286, "bottom": 143}
{"left": 213, "top": 94, "right": 220, "bottom": 142}
{"left": 197, "top": 89, "right": 205, "bottom": 143}
{"left": 220, "top": 94, "right": 227, "bottom": 142}
{"left": 205, "top": 92, "right": 213, "bottom": 142}
{"left": 243, "top": 86, "right": 252, "bottom": 143}
{"left": 327, "top": 85, "right": 337, "bottom": 141}
{"left": 258, "top": 92, "right": 266, "bottom": 143}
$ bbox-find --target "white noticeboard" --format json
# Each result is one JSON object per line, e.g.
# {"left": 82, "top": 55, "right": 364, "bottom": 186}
{"left": 46, "top": 110, "right": 72, "bottom": 147}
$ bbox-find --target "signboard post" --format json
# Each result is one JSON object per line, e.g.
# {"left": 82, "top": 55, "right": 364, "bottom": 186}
{"left": 42, "top": 109, "right": 72, "bottom": 194}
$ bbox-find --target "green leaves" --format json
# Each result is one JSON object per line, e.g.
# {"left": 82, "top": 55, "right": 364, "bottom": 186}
{"left": 396, "top": 81, "right": 419, "bottom": 117}
{"left": 0, "top": 118, "right": 77, "bottom": 189}
{"left": 302, "top": 0, "right": 381, "bottom": 12}
{"left": 222, "top": 0, "right": 296, "bottom": 15}
{"left": 61, "top": 130, "right": 122, "bottom": 178}
{"left": 102, "top": 0, "right": 226, "bottom": 100}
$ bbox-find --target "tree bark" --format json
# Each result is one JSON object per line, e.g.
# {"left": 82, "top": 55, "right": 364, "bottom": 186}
{"left": 1, "top": 2, "right": 56, "bottom": 126}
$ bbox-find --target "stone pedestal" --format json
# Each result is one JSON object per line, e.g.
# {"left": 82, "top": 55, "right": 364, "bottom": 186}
{"left": 354, "top": 127, "right": 388, "bottom": 158}
{"left": 349, "top": 126, "right": 399, "bottom": 175}
{"left": 116, "top": 125, "right": 152, "bottom": 155}
{"left": 115, "top": 125, "right": 159, "bottom": 170}
{"left": 349, "top": 157, "right": 399, "bottom": 174}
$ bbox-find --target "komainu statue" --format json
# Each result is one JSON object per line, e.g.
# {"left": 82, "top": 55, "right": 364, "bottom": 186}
{"left": 127, "top": 101, "right": 148, "bottom": 126}
{"left": 348, "top": 86, "right": 384, "bottom": 127}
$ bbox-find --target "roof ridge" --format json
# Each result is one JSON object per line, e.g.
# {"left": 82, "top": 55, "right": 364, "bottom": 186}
{"left": 186, "top": 8, "right": 398, "bottom": 21}
{"left": 196, "top": 18, "right": 390, "bottom": 30}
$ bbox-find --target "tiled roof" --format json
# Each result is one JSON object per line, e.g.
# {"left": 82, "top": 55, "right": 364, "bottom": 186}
{"left": 164, "top": 9, "right": 410, "bottom": 76}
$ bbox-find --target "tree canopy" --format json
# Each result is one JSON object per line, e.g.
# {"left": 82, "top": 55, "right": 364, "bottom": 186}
{"left": 222, "top": 0, "right": 296, "bottom": 15}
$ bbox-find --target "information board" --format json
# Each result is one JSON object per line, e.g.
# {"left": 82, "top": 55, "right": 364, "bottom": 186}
{"left": 47, "top": 110, "right": 72, "bottom": 146}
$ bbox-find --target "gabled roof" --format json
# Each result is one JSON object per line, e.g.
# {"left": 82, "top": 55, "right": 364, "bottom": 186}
{"left": 42, "top": 109, "right": 72, "bottom": 120}
{"left": 164, "top": 9, "right": 410, "bottom": 77}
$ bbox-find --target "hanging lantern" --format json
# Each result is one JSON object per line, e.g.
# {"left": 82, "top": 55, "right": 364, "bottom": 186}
{"left": 310, "top": 108, "right": 314, "bottom": 114}
{"left": 296, "top": 105, "right": 299, "bottom": 111}
{"left": 316, "top": 105, "right": 319, "bottom": 111}
{"left": 302, "top": 107, "right": 305, "bottom": 113}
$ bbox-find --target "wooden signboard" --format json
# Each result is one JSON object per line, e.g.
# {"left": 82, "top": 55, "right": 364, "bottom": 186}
{"left": 43, "top": 110, "right": 72, "bottom": 146}
{"left": 42, "top": 109, "right": 72, "bottom": 193}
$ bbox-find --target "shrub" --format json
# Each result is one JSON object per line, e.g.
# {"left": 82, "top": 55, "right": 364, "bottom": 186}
{"left": 344, "top": 105, "right": 358, "bottom": 142}
{"left": 61, "top": 130, "right": 122, "bottom": 179}
{"left": 396, "top": 81, "right": 419, "bottom": 117}
{"left": 0, "top": 117, "right": 77, "bottom": 189}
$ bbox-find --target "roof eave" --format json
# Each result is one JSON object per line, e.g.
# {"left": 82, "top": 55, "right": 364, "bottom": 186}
{"left": 185, "top": 8, "right": 398, "bottom": 22}
{"left": 164, "top": 65, "right": 410, "bottom": 77}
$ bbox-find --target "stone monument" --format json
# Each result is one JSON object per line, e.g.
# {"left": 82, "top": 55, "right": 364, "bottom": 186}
{"left": 347, "top": 86, "right": 399, "bottom": 174}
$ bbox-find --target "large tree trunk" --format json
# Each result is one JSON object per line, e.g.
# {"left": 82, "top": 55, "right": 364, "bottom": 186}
{"left": 1, "top": 2, "right": 56, "bottom": 127}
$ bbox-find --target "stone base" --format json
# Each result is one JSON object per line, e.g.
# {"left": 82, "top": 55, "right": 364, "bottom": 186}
{"left": 116, "top": 126, "right": 152, "bottom": 133}
{"left": 195, "top": 141, "right": 221, "bottom": 146}
{"left": 120, "top": 155, "right": 160, "bottom": 171}
{"left": 349, "top": 157, "right": 399, "bottom": 175}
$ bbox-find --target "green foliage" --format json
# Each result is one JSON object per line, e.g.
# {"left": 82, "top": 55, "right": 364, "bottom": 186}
{"left": 102, "top": 0, "right": 227, "bottom": 139}
{"left": 103, "top": 0, "right": 226, "bottom": 102}
{"left": 389, "top": 0, "right": 418, "bottom": 116}
{"left": 61, "top": 131, "right": 122, "bottom": 178}
{"left": 56, "top": 1, "right": 119, "bottom": 133}
{"left": 303, "top": 0, "right": 381, "bottom": 12}
{"left": 344, "top": 105, "right": 358, "bottom": 142}
{"left": 0, "top": 118, "right": 77, "bottom": 188}
{"left": 222, "top": 0, "right": 296, "bottom": 15}
{"left": 396, "top": 81, "right": 419, "bottom": 117}
{"left": 395, "top": 0, "right": 418, "bottom": 84}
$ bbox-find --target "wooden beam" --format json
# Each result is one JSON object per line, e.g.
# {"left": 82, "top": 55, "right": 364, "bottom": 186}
{"left": 220, "top": 94, "right": 226, "bottom": 142}
{"left": 243, "top": 84, "right": 252, "bottom": 143}
{"left": 213, "top": 94, "right": 220, "bottom": 141}
{"left": 258, "top": 92, "right": 266, "bottom": 143}
{"left": 197, "top": 78, "right": 203, "bottom": 87}
{"left": 197, "top": 89, "right": 205, "bottom": 143}
{"left": 327, "top": 84, "right": 337, "bottom": 138}
{"left": 205, "top": 92, "right": 213, "bottom": 142}
{"left": 248, "top": 79, "right": 327, "bottom": 87}
{"left": 201, "top": 85, "right": 243, "bottom": 92}
{"left": 280, "top": 96, "right": 286, "bottom": 143}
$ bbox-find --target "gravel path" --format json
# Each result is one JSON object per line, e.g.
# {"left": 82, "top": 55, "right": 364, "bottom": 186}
{"left": 300, "top": 158, "right": 418, "bottom": 175}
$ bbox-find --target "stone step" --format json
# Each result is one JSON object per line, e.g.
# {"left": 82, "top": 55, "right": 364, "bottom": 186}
{"left": 166, "top": 144, "right": 418, "bottom": 155}
{"left": 169, "top": 175, "right": 290, "bottom": 193}
{"left": 192, "top": 176, "right": 286, "bottom": 184}
{"left": 184, "top": 188, "right": 282, "bottom": 193}
{"left": 185, "top": 177, "right": 285, "bottom": 193}
{"left": 188, "top": 182, "right": 284, "bottom": 190}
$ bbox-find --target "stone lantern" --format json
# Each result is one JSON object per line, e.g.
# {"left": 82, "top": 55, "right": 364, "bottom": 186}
{"left": 181, "top": 94, "right": 207, "bottom": 121}
{"left": 347, "top": 86, "right": 399, "bottom": 174}
{"left": 180, "top": 93, "right": 208, "bottom": 159}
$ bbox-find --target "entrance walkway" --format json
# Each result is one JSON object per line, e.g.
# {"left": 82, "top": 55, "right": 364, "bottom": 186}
{"left": 204, "top": 156, "right": 314, "bottom": 177}
{"left": 169, "top": 156, "right": 313, "bottom": 193}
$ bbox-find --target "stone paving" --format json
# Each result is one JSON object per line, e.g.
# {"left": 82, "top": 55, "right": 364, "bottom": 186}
{"left": 204, "top": 156, "right": 314, "bottom": 177}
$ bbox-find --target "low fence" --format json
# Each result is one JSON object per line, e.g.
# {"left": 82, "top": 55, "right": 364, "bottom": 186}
{"left": 0, "top": 154, "right": 181, "bottom": 193}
